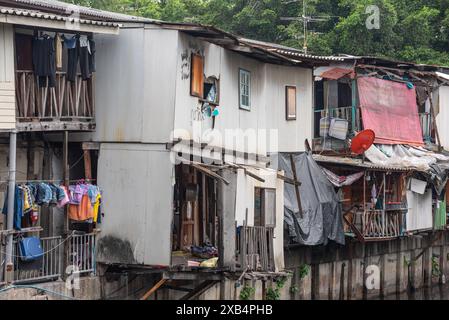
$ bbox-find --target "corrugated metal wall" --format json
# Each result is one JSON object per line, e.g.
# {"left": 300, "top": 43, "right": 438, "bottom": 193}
{"left": 96, "top": 143, "right": 174, "bottom": 266}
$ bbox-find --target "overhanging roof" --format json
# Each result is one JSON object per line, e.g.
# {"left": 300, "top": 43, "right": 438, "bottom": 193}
{"left": 0, "top": 6, "right": 120, "bottom": 34}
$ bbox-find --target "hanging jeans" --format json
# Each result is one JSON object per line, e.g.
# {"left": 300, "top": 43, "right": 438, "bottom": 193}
{"left": 67, "top": 46, "right": 79, "bottom": 82}
{"left": 79, "top": 46, "right": 91, "bottom": 80}
{"left": 2, "top": 186, "right": 23, "bottom": 230}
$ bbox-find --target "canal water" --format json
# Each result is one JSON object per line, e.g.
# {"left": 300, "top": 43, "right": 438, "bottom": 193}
{"left": 380, "top": 284, "right": 449, "bottom": 300}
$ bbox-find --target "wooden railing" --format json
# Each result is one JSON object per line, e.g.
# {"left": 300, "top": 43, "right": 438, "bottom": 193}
{"left": 15, "top": 70, "right": 94, "bottom": 121}
{"left": 236, "top": 226, "right": 275, "bottom": 272}
{"left": 361, "top": 209, "right": 404, "bottom": 240}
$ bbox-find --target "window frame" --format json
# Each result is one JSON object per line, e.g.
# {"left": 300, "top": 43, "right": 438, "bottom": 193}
{"left": 190, "top": 53, "right": 204, "bottom": 98}
{"left": 239, "top": 68, "right": 251, "bottom": 111}
{"left": 285, "top": 85, "right": 297, "bottom": 121}
{"left": 254, "top": 187, "right": 276, "bottom": 227}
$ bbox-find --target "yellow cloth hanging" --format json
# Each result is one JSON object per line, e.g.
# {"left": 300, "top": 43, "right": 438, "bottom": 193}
{"left": 93, "top": 193, "right": 101, "bottom": 223}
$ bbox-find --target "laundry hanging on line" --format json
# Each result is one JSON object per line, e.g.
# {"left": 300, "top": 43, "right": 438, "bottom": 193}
{"left": 1, "top": 182, "right": 102, "bottom": 230}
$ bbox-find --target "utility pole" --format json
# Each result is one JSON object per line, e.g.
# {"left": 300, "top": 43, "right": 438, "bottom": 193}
{"left": 281, "top": 0, "right": 330, "bottom": 54}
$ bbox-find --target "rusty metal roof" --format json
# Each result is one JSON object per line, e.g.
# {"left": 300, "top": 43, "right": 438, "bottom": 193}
{"left": 320, "top": 67, "right": 355, "bottom": 80}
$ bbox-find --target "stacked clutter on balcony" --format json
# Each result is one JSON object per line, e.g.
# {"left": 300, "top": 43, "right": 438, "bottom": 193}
{"left": 319, "top": 115, "right": 349, "bottom": 150}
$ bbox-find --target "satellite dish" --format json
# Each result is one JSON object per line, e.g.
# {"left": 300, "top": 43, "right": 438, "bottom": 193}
{"left": 350, "top": 129, "right": 375, "bottom": 155}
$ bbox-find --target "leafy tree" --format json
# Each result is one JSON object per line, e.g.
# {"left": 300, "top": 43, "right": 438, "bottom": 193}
{"left": 62, "top": 0, "right": 449, "bottom": 66}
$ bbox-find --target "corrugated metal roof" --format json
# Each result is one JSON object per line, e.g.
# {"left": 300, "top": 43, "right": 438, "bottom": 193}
{"left": 1, "top": 0, "right": 153, "bottom": 22}
{"left": 274, "top": 49, "right": 346, "bottom": 62}
{"left": 237, "top": 38, "right": 346, "bottom": 62}
{"left": 312, "top": 154, "right": 419, "bottom": 172}
{"left": 0, "top": 6, "right": 121, "bottom": 27}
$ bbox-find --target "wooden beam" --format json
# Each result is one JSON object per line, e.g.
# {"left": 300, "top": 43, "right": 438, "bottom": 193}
{"left": 83, "top": 149, "right": 92, "bottom": 180}
{"left": 191, "top": 163, "right": 230, "bottom": 185}
{"left": 82, "top": 142, "right": 100, "bottom": 151}
{"left": 140, "top": 278, "right": 167, "bottom": 300}
{"left": 180, "top": 280, "right": 219, "bottom": 300}
{"left": 289, "top": 154, "right": 303, "bottom": 218}
{"left": 277, "top": 173, "right": 301, "bottom": 186}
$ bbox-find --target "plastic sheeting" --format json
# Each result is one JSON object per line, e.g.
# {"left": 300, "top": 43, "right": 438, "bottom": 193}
{"left": 321, "top": 168, "right": 364, "bottom": 187}
{"left": 277, "top": 152, "right": 345, "bottom": 246}
{"left": 365, "top": 144, "right": 449, "bottom": 195}
{"left": 358, "top": 77, "right": 424, "bottom": 146}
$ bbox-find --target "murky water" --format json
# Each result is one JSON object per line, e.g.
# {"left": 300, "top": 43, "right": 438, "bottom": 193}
{"left": 380, "top": 284, "right": 449, "bottom": 300}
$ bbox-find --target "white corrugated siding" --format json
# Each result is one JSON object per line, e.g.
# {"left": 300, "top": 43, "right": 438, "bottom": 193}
{"left": 0, "top": 23, "right": 16, "bottom": 130}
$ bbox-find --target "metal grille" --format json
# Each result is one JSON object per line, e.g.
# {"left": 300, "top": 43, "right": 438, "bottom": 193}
{"left": 12, "top": 236, "right": 63, "bottom": 284}
{"left": 67, "top": 233, "right": 97, "bottom": 276}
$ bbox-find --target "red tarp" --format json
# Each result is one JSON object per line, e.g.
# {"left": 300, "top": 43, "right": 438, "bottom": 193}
{"left": 357, "top": 77, "right": 423, "bottom": 146}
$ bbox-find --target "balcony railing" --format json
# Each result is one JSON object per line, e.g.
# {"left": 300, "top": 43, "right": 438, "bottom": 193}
{"left": 361, "top": 209, "right": 404, "bottom": 240}
{"left": 7, "top": 232, "right": 97, "bottom": 285}
{"left": 236, "top": 226, "right": 275, "bottom": 272}
{"left": 12, "top": 236, "right": 63, "bottom": 284}
{"left": 67, "top": 232, "right": 97, "bottom": 276}
{"left": 15, "top": 70, "right": 95, "bottom": 131}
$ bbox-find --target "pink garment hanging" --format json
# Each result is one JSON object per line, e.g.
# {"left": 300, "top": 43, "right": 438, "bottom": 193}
{"left": 57, "top": 185, "right": 70, "bottom": 208}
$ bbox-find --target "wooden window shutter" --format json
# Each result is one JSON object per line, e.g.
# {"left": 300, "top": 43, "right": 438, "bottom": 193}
{"left": 190, "top": 53, "right": 204, "bottom": 98}
{"left": 285, "top": 86, "right": 297, "bottom": 120}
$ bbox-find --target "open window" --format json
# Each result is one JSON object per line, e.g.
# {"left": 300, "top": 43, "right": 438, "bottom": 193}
{"left": 203, "top": 76, "right": 219, "bottom": 105}
{"left": 285, "top": 85, "right": 297, "bottom": 120}
{"left": 190, "top": 53, "right": 204, "bottom": 98}
{"left": 239, "top": 68, "right": 251, "bottom": 110}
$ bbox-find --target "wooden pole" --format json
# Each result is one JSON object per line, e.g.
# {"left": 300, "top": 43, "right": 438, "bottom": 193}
{"left": 83, "top": 149, "right": 92, "bottom": 181}
{"left": 140, "top": 278, "right": 167, "bottom": 300}
{"left": 289, "top": 154, "right": 303, "bottom": 218}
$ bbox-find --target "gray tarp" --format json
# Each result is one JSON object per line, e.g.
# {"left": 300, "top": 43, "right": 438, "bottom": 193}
{"left": 276, "top": 152, "right": 345, "bottom": 246}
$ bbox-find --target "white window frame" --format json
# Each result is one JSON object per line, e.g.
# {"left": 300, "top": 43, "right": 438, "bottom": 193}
{"left": 239, "top": 68, "right": 251, "bottom": 110}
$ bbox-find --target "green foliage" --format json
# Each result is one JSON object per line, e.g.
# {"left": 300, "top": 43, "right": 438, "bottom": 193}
{"left": 265, "top": 276, "right": 288, "bottom": 300}
{"left": 432, "top": 256, "right": 441, "bottom": 277}
{"left": 239, "top": 285, "right": 255, "bottom": 300}
{"left": 289, "top": 284, "right": 299, "bottom": 294}
{"left": 62, "top": 0, "right": 449, "bottom": 65}
{"left": 298, "top": 264, "right": 311, "bottom": 280}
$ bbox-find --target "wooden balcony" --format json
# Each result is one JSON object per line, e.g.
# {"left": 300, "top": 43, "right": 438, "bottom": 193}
{"left": 15, "top": 70, "right": 95, "bottom": 131}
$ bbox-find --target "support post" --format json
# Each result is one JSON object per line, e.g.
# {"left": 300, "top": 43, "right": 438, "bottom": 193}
{"left": 217, "top": 169, "right": 236, "bottom": 271}
{"left": 4, "top": 130, "right": 17, "bottom": 283}
{"left": 62, "top": 131, "right": 69, "bottom": 280}
{"left": 351, "top": 79, "right": 357, "bottom": 133}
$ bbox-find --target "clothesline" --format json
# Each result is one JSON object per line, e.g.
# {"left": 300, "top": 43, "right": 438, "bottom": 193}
{"left": 0, "top": 179, "right": 96, "bottom": 184}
